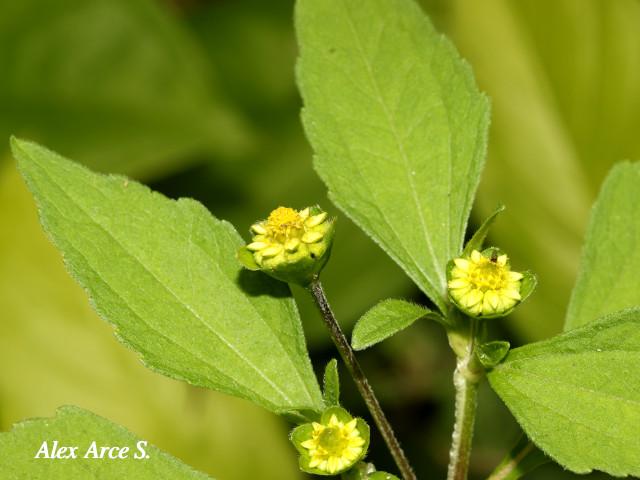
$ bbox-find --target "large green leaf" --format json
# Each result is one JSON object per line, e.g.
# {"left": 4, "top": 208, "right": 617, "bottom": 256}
{"left": 0, "top": 0, "right": 249, "bottom": 178}
{"left": 0, "top": 160, "right": 303, "bottom": 480}
{"left": 565, "top": 162, "right": 640, "bottom": 330}
{"left": 0, "top": 406, "right": 211, "bottom": 479}
{"left": 12, "top": 138, "right": 323, "bottom": 415}
{"left": 296, "top": 0, "right": 490, "bottom": 312}
{"left": 488, "top": 309, "right": 640, "bottom": 477}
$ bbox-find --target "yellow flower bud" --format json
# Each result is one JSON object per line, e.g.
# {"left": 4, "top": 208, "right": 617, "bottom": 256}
{"left": 238, "top": 205, "right": 335, "bottom": 286}
{"left": 291, "top": 406, "right": 369, "bottom": 476}
{"left": 447, "top": 248, "right": 534, "bottom": 318}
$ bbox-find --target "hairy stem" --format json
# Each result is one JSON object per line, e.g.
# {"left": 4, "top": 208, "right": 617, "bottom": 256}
{"left": 447, "top": 319, "right": 482, "bottom": 480}
{"left": 308, "top": 280, "right": 416, "bottom": 480}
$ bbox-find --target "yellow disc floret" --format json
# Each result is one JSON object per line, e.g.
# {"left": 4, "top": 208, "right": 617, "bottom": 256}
{"left": 265, "top": 206, "right": 305, "bottom": 242}
{"left": 448, "top": 249, "right": 523, "bottom": 317}
{"left": 300, "top": 414, "right": 366, "bottom": 474}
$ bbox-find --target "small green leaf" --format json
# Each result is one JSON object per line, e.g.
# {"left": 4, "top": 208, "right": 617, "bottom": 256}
{"left": 351, "top": 299, "right": 439, "bottom": 351}
{"left": 565, "top": 162, "right": 640, "bottom": 330}
{"left": 476, "top": 341, "right": 510, "bottom": 369}
{"left": 462, "top": 204, "right": 505, "bottom": 256}
{"left": 0, "top": 406, "right": 211, "bottom": 479}
{"left": 488, "top": 308, "right": 640, "bottom": 476}
{"left": 12, "top": 138, "right": 323, "bottom": 415}
{"left": 296, "top": 0, "right": 490, "bottom": 313}
{"left": 323, "top": 359, "right": 340, "bottom": 406}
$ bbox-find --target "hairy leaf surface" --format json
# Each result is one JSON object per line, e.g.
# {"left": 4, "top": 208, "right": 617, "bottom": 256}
{"left": 351, "top": 299, "right": 437, "bottom": 351}
{"left": 322, "top": 359, "right": 340, "bottom": 407}
{"left": 12, "top": 138, "right": 323, "bottom": 415}
{"left": 296, "top": 0, "right": 490, "bottom": 312}
{"left": 0, "top": 406, "right": 211, "bottom": 478}
{"left": 489, "top": 309, "right": 640, "bottom": 476}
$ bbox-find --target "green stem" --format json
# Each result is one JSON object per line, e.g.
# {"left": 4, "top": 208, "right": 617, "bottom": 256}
{"left": 308, "top": 280, "right": 416, "bottom": 480}
{"left": 447, "top": 319, "right": 482, "bottom": 480}
{"left": 486, "top": 435, "right": 549, "bottom": 480}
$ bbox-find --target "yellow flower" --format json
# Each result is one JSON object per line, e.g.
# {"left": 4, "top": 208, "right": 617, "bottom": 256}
{"left": 247, "top": 206, "right": 329, "bottom": 255}
{"left": 448, "top": 249, "right": 523, "bottom": 317}
{"left": 291, "top": 407, "right": 369, "bottom": 476}
{"left": 239, "top": 206, "right": 335, "bottom": 285}
{"left": 301, "top": 415, "right": 365, "bottom": 474}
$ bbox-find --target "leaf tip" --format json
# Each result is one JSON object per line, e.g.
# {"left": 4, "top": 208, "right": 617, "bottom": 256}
{"left": 9, "top": 135, "right": 27, "bottom": 157}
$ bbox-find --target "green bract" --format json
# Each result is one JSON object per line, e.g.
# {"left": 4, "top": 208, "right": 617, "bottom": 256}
{"left": 238, "top": 206, "right": 335, "bottom": 286}
{"left": 291, "top": 406, "right": 370, "bottom": 476}
{"left": 342, "top": 463, "right": 401, "bottom": 480}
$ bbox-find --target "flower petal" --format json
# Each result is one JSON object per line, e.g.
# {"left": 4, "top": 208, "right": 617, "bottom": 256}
{"left": 247, "top": 241, "right": 268, "bottom": 251}
{"left": 306, "top": 212, "right": 328, "bottom": 227}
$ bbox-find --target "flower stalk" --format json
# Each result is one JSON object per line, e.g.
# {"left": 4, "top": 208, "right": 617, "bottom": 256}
{"left": 447, "top": 319, "right": 483, "bottom": 480}
{"left": 308, "top": 280, "right": 416, "bottom": 480}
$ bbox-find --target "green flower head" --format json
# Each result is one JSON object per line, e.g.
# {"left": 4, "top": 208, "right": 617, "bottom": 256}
{"left": 238, "top": 205, "right": 335, "bottom": 285}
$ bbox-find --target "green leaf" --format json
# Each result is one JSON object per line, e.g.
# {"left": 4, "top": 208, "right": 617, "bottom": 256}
{"left": 351, "top": 299, "right": 439, "bottom": 351}
{"left": 488, "top": 309, "right": 640, "bottom": 476}
{"left": 462, "top": 204, "right": 505, "bottom": 256}
{"left": 323, "top": 359, "right": 340, "bottom": 407}
{"left": 12, "top": 138, "right": 323, "bottom": 415}
{"left": 0, "top": 160, "right": 311, "bottom": 480}
{"left": 476, "top": 341, "right": 510, "bottom": 369}
{"left": 296, "top": 0, "right": 490, "bottom": 313}
{"left": 565, "top": 162, "right": 640, "bottom": 330}
{"left": 0, "top": 406, "right": 211, "bottom": 479}
{"left": 0, "top": 0, "right": 250, "bottom": 178}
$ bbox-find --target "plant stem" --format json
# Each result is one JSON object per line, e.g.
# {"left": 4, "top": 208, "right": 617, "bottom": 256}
{"left": 486, "top": 434, "right": 548, "bottom": 480}
{"left": 308, "top": 280, "right": 416, "bottom": 480}
{"left": 447, "top": 319, "right": 482, "bottom": 480}
{"left": 486, "top": 443, "right": 534, "bottom": 480}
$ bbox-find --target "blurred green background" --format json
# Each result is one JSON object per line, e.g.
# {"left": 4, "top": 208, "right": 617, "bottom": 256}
{"left": 1, "top": 0, "right": 639, "bottom": 478}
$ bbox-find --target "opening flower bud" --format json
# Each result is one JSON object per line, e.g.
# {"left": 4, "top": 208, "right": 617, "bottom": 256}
{"left": 447, "top": 248, "right": 534, "bottom": 318}
{"left": 238, "top": 205, "right": 335, "bottom": 286}
{"left": 291, "top": 406, "right": 370, "bottom": 476}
